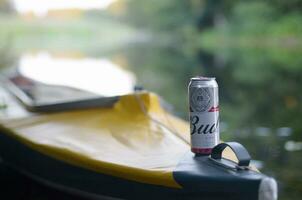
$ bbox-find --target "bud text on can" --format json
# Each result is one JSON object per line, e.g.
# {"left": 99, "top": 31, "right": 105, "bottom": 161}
{"left": 189, "top": 77, "right": 219, "bottom": 155}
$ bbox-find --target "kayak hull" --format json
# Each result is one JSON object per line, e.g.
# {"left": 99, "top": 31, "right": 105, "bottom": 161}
{"left": 0, "top": 131, "right": 260, "bottom": 200}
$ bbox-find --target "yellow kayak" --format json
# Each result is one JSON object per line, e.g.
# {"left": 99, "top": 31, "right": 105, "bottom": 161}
{"left": 0, "top": 88, "right": 277, "bottom": 200}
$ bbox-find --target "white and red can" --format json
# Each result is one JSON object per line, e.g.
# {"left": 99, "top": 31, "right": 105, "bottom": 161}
{"left": 189, "top": 76, "right": 219, "bottom": 155}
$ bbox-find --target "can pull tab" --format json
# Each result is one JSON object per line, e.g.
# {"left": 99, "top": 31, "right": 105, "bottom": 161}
{"left": 209, "top": 142, "right": 251, "bottom": 170}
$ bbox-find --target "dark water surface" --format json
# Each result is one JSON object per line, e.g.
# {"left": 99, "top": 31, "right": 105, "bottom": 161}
{"left": 1, "top": 43, "right": 302, "bottom": 200}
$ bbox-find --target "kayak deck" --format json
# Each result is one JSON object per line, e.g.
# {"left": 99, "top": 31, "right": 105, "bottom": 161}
{"left": 0, "top": 89, "right": 192, "bottom": 188}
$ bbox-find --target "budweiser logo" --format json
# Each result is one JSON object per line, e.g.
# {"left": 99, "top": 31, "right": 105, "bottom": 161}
{"left": 190, "top": 115, "right": 219, "bottom": 135}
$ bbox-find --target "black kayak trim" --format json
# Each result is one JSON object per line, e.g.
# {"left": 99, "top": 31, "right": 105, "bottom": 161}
{"left": 0, "top": 130, "right": 264, "bottom": 200}
{"left": 173, "top": 151, "right": 263, "bottom": 200}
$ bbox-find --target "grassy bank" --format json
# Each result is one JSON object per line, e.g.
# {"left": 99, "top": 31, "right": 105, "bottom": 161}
{"left": 0, "top": 14, "right": 140, "bottom": 54}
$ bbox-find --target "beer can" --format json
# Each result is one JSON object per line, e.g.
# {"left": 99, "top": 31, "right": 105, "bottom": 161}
{"left": 189, "top": 76, "right": 219, "bottom": 155}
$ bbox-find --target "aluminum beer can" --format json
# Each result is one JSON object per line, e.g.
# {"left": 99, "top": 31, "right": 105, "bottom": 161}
{"left": 189, "top": 76, "right": 219, "bottom": 155}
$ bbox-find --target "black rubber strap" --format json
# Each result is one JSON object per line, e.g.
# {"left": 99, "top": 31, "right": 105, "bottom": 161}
{"left": 211, "top": 142, "right": 251, "bottom": 167}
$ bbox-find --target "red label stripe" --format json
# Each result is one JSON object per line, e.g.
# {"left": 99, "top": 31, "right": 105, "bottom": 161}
{"left": 191, "top": 148, "right": 212, "bottom": 154}
{"left": 208, "top": 106, "right": 219, "bottom": 112}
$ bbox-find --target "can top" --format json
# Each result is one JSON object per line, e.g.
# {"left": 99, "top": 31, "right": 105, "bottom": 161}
{"left": 190, "top": 76, "right": 216, "bottom": 81}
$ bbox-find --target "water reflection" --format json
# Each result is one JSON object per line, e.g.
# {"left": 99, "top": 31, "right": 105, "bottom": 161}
{"left": 18, "top": 52, "right": 136, "bottom": 97}
{"left": 285, "top": 141, "right": 302, "bottom": 152}
{"left": 277, "top": 127, "right": 292, "bottom": 137}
